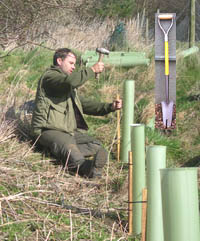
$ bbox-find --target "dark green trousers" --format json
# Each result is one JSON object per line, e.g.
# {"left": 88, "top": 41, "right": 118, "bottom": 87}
{"left": 38, "top": 129, "right": 107, "bottom": 176}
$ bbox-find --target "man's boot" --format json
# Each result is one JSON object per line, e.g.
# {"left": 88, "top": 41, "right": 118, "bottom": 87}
{"left": 92, "top": 147, "right": 108, "bottom": 178}
{"left": 78, "top": 159, "right": 95, "bottom": 178}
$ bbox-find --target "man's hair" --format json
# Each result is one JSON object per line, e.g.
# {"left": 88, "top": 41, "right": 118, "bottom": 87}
{"left": 53, "top": 48, "right": 76, "bottom": 66}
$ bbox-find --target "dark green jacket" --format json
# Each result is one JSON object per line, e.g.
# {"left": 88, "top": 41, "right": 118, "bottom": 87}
{"left": 31, "top": 65, "right": 114, "bottom": 137}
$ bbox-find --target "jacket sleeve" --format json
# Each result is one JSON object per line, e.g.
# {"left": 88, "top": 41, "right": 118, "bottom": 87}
{"left": 79, "top": 96, "right": 115, "bottom": 116}
{"left": 42, "top": 67, "right": 95, "bottom": 97}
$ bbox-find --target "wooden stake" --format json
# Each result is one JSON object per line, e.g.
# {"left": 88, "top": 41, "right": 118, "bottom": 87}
{"left": 128, "top": 151, "right": 133, "bottom": 235}
{"left": 190, "top": 0, "right": 196, "bottom": 47}
{"left": 117, "top": 94, "right": 121, "bottom": 162}
{"left": 141, "top": 188, "right": 148, "bottom": 241}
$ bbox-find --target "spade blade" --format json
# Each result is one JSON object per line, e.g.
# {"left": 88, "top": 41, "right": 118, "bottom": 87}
{"left": 161, "top": 101, "right": 174, "bottom": 128}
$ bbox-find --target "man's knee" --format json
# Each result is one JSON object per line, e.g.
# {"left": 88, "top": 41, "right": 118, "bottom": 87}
{"left": 64, "top": 143, "right": 85, "bottom": 167}
{"left": 38, "top": 130, "right": 85, "bottom": 168}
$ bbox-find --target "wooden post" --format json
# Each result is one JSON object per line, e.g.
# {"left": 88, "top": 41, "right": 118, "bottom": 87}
{"left": 128, "top": 151, "right": 133, "bottom": 235}
{"left": 146, "top": 17, "right": 149, "bottom": 45}
{"left": 190, "top": 0, "right": 196, "bottom": 47}
{"left": 141, "top": 188, "right": 148, "bottom": 241}
{"left": 117, "top": 94, "right": 121, "bottom": 162}
{"left": 137, "top": 13, "right": 140, "bottom": 33}
{"left": 141, "top": 8, "right": 146, "bottom": 29}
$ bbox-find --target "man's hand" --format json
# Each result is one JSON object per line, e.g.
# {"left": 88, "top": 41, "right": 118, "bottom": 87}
{"left": 112, "top": 99, "right": 122, "bottom": 111}
{"left": 91, "top": 62, "right": 105, "bottom": 73}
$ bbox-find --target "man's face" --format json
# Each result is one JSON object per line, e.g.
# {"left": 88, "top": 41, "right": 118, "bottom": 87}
{"left": 57, "top": 53, "right": 76, "bottom": 75}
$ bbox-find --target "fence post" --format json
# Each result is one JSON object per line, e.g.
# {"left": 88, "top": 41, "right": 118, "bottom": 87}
{"left": 190, "top": 0, "right": 196, "bottom": 47}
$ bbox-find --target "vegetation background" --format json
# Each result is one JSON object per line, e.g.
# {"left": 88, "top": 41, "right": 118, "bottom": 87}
{"left": 0, "top": 0, "right": 199, "bottom": 240}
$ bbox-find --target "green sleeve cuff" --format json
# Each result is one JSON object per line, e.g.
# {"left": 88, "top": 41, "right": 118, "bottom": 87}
{"left": 107, "top": 103, "right": 115, "bottom": 112}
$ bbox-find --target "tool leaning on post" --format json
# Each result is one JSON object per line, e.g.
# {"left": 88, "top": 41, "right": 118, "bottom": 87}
{"left": 158, "top": 14, "right": 174, "bottom": 129}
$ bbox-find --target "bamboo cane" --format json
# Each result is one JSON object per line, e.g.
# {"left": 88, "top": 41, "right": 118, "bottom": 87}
{"left": 117, "top": 93, "right": 120, "bottom": 162}
{"left": 128, "top": 151, "right": 133, "bottom": 235}
{"left": 141, "top": 188, "right": 147, "bottom": 241}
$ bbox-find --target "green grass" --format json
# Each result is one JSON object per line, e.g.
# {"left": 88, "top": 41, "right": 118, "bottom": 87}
{"left": 0, "top": 48, "right": 53, "bottom": 88}
{"left": 146, "top": 127, "right": 185, "bottom": 166}
{"left": 135, "top": 98, "right": 149, "bottom": 122}
{"left": 0, "top": 185, "right": 10, "bottom": 196}
{"left": 0, "top": 46, "right": 199, "bottom": 241}
{"left": 1, "top": 222, "right": 33, "bottom": 240}
{"left": 193, "top": 135, "right": 200, "bottom": 145}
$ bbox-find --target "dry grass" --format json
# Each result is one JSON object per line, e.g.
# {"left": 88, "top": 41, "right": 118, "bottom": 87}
{"left": 0, "top": 74, "right": 130, "bottom": 240}
{"left": 4, "top": 16, "right": 148, "bottom": 54}
{"left": 46, "top": 17, "right": 152, "bottom": 53}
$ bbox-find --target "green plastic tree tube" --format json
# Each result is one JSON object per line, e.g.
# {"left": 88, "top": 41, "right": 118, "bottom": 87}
{"left": 86, "top": 56, "right": 150, "bottom": 67}
{"left": 81, "top": 51, "right": 147, "bottom": 62}
{"left": 121, "top": 80, "right": 135, "bottom": 163}
{"left": 130, "top": 124, "right": 146, "bottom": 235}
{"left": 160, "top": 168, "right": 200, "bottom": 241}
{"left": 146, "top": 145, "right": 166, "bottom": 241}
{"left": 180, "top": 46, "right": 199, "bottom": 58}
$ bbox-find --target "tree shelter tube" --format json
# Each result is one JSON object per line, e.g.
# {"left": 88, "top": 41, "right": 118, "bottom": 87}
{"left": 180, "top": 46, "right": 199, "bottom": 58}
{"left": 160, "top": 168, "right": 200, "bottom": 241}
{"left": 121, "top": 80, "right": 135, "bottom": 163}
{"left": 146, "top": 145, "right": 166, "bottom": 241}
{"left": 130, "top": 124, "right": 146, "bottom": 235}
